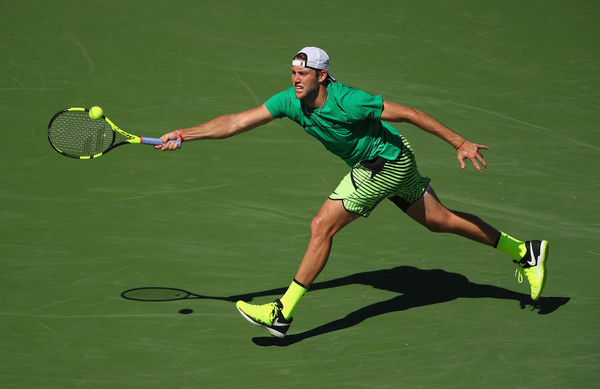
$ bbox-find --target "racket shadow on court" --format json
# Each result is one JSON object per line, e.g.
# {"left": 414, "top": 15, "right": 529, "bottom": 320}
{"left": 121, "top": 266, "right": 569, "bottom": 346}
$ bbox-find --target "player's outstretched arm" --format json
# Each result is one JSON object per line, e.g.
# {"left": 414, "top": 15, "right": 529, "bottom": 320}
{"left": 156, "top": 105, "right": 274, "bottom": 151}
{"left": 381, "top": 101, "right": 488, "bottom": 172}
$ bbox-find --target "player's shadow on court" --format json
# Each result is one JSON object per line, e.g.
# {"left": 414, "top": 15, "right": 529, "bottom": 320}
{"left": 242, "top": 266, "right": 569, "bottom": 347}
{"left": 121, "top": 266, "right": 569, "bottom": 346}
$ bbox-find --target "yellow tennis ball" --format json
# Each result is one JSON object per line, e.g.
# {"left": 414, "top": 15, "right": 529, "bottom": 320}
{"left": 89, "top": 106, "right": 103, "bottom": 120}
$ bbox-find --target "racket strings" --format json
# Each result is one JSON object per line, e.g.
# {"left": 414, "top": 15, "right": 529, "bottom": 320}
{"left": 48, "top": 110, "right": 114, "bottom": 157}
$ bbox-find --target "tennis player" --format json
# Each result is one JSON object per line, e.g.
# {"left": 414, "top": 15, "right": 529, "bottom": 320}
{"left": 157, "top": 47, "right": 549, "bottom": 338}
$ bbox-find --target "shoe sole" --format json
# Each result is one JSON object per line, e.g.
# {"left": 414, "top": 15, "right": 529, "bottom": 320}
{"left": 237, "top": 305, "right": 287, "bottom": 338}
{"left": 532, "top": 240, "right": 549, "bottom": 301}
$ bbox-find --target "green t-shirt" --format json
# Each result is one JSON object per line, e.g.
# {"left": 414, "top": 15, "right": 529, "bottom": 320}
{"left": 264, "top": 82, "right": 405, "bottom": 166}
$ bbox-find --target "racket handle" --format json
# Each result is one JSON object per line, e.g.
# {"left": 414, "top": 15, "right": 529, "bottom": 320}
{"left": 141, "top": 137, "right": 182, "bottom": 148}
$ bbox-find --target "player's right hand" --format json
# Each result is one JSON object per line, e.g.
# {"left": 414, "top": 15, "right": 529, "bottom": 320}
{"left": 155, "top": 131, "right": 181, "bottom": 151}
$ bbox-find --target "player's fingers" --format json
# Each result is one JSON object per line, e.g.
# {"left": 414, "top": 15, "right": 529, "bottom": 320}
{"left": 476, "top": 152, "right": 488, "bottom": 169}
{"left": 164, "top": 140, "right": 180, "bottom": 151}
{"left": 470, "top": 157, "right": 483, "bottom": 173}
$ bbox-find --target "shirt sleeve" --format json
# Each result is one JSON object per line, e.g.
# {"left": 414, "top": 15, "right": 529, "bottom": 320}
{"left": 264, "top": 89, "right": 292, "bottom": 119}
{"left": 339, "top": 87, "right": 383, "bottom": 121}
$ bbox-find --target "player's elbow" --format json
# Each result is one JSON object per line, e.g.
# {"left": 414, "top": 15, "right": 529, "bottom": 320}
{"left": 222, "top": 106, "right": 272, "bottom": 137}
{"left": 229, "top": 118, "right": 249, "bottom": 136}
{"left": 219, "top": 114, "right": 247, "bottom": 138}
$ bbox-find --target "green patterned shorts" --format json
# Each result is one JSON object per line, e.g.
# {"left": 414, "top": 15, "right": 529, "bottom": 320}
{"left": 330, "top": 140, "right": 431, "bottom": 217}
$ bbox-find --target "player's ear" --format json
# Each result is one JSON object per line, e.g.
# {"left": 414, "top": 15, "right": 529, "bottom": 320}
{"left": 318, "top": 69, "right": 328, "bottom": 83}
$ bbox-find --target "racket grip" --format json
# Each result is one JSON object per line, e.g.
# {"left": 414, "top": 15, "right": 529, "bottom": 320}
{"left": 141, "top": 137, "right": 182, "bottom": 148}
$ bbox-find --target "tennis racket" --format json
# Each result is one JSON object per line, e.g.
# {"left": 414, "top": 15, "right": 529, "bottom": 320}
{"left": 47, "top": 107, "right": 181, "bottom": 159}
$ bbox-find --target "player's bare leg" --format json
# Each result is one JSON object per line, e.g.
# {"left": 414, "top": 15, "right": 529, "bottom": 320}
{"left": 405, "top": 186, "right": 499, "bottom": 245}
{"left": 294, "top": 199, "right": 360, "bottom": 286}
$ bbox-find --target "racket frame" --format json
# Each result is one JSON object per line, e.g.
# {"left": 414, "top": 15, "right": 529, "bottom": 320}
{"left": 121, "top": 287, "right": 195, "bottom": 301}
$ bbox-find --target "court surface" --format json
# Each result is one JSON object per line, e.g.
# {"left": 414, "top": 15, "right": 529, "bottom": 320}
{"left": 1, "top": 1, "right": 598, "bottom": 387}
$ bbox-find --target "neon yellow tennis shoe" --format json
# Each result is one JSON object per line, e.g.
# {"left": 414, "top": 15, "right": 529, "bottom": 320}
{"left": 514, "top": 240, "right": 549, "bottom": 301}
{"left": 236, "top": 299, "right": 292, "bottom": 338}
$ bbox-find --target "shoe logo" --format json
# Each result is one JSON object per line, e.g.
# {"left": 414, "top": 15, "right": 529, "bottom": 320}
{"left": 527, "top": 243, "right": 537, "bottom": 266}
{"left": 272, "top": 317, "right": 289, "bottom": 327}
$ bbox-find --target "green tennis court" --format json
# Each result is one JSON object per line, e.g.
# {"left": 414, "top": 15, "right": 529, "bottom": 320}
{"left": 2, "top": 1, "right": 598, "bottom": 387}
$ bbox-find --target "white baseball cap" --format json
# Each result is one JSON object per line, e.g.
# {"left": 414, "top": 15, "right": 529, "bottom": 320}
{"left": 292, "top": 46, "right": 336, "bottom": 82}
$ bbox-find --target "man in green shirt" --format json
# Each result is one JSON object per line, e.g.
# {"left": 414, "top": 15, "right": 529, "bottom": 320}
{"left": 156, "top": 47, "right": 548, "bottom": 338}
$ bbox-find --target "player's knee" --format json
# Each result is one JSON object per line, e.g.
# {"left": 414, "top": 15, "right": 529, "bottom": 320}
{"left": 310, "top": 215, "right": 337, "bottom": 240}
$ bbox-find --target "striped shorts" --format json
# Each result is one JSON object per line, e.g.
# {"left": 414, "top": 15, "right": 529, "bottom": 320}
{"left": 330, "top": 140, "right": 431, "bottom": 217}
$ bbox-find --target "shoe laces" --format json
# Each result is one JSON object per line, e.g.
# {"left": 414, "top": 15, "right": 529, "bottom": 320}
{"left": 261, "top": 302, "right": 280, "bottom": 321}
{"left": 513, "top": 261, "right": 525, "bottom": 284}
{"left": 515, "top": 264, "right": 524, "bottom": 284}
{"left": 270, "top": 304, "right": 280, "bottom": 320}
{"left": 248, "top": 300, "right": 283, "bottom": 324}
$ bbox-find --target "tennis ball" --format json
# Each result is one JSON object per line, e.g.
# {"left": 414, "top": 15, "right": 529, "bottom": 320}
{"left": 89, "top": 106, "right": 103, "bottom": 120}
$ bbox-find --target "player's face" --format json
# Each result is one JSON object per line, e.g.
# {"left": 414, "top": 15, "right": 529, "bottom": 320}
{"left": 291, "top": 66, "right": 323, "bottom": 101}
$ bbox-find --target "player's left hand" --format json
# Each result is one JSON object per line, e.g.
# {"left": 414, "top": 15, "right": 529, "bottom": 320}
{"left": 457, "top": 140, "right": 488, "bottom": 172}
